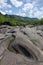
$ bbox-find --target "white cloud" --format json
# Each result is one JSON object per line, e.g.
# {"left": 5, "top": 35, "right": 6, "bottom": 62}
{"left": 22, "top": 3, "right": 33, "bottom": 12}
{"left": 5, "top": 10, "right": 8, "bottom": 13}
{"left": 0, "top": 10, "right": 6, "bottom": 15}
{"left": 5, "top": 10, "right": 12, "bottom": 13}
{"left": 40, "top": 7, "right": 43, "bottom": 11}
{"left": 28, "top": 7, "right": 43, "bottom": 18}
{"left": 33, "top": 10, "right": 43, "bottom": 18}
{"left": 9, "top": 10, "right": 12, "bottom": 13}
{"left": 1, "top": 3, "right": 12, "bottom": 8}
{"left": 16, "top": 12, "right": 26, "bottom": 17}
{"left": 10, "top": 0, "right": 23, "bottom": 7}
{"left": 19, "top": 13, "right": 26, "bottom": 17}
{"left": 0, "top": 0, "right": 43, "bottom": 18}
{"left": 0, "top": 0, "right": 7, "bottom": 7}
{"left": 25, "top": 0, "right": 32, "bottom": 3}
{"left": 6, "top": 4, "right": 12, "bottom": 8}
{"left": 22, "top": 1, "right": 37, "bottom": 12}
{"left": 0, "top": 0, "right": 7, "bottom": 3}
{"left": 0, "top": 6, "right": 2, "bottom": 8}
{"left": 0, "top": 0, "right": 12, "bottom": 8}
{"left": 22, "top": 1, "right": 43, "bottom": 18}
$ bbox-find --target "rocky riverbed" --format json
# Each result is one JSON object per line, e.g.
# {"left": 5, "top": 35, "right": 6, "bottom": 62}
{"left": 0, "top": 25, "right": 43, "bottom": 65}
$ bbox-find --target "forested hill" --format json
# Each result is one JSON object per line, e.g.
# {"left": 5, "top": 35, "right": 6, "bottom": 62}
{"left": 0, "top": 13, "right": 43, "bottom": 26}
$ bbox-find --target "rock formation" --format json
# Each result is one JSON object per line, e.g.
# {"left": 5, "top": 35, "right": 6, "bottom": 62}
{"left": 0, "top": 25, "right": 43, "bottom": 65}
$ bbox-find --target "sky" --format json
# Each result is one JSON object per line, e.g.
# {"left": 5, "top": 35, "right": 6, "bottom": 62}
{"left": 0, "top": 0, "right": 43, "bottom": 18}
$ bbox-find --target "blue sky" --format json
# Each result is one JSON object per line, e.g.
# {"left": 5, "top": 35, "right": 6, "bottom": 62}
{"left": 0, "top": 0, "right": 43, "bottom": 18}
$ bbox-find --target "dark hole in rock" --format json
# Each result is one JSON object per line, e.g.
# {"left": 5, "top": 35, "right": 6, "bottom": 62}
{"left": 37, "top": 33, "right": 43, "bottom": 37}
{"left": 12, "top": 44, "right": 20, "bottom": 53}
{"left": 8, "top": 27, "right": 11, "bottom": 29}
{"left": 12, "top": 44, "right": 34, "bottom": 59}
{"left": 18, "top": 44, "right": 34, "bottom": 59}
{"left": 12, "top": 34, "right": 16, "bottom": 38}
{"left": 11, "top": 31, "right": 16, "bottom": 33}
{"left": 8, "top": 31, "right": 16, "bottom": 33}
{"left": 21, "top": 31, "right": 27, "bottom": 36}
{"left": 23, "top": 32, "right": 27, "bottom": 35}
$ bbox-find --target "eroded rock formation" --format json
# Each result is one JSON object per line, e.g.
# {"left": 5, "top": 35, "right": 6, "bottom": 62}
{"left": 0, "top": 25, "right": 43, "bottom": 65}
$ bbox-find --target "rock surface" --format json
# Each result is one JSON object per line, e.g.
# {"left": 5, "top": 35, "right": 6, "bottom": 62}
{"left": 0, "top": 25, "right": 43, "bottom": 65}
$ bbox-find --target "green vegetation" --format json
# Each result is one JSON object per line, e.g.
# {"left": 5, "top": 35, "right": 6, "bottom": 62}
{"left": 0, "top": 13, "right": 43, "bottom": 26}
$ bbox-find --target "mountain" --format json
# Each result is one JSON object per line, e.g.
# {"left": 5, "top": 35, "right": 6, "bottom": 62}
{"left": 5, "top": 14, "right": 38, "bottom": 22}
{"left": 0, "top": 13, "right": 42, "bottom": 26}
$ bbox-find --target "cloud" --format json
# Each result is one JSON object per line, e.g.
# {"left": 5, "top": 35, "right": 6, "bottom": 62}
{"left": 0, "top": 0, "right": 12, "bottom": 9}
{"left": 22, "top": 3, "right": 33, "bottom": 12}
{"left": 0, "top": 6, "right": 2, "bottom": 8}
{"left": 16, "top": 11, "right": 26, "bottom": 17}
{"left": 5, "top": 10, "right": 8, "bottom": 13}
{"left": 0, "top": 0, "right": 7, "bottom": 3}
{"left": 28, "top": 7, "right": 43, "bottom": 18}
{"left": 5, "top": 10, "right": 12, "bottom": 14}
{"left": 40, "top": 7, "right": 43, "bottom": 11}
{"left": 10, "top": 0, "right": 23, "bottom": 7}
{"left": 22, "top": 1, "right": 37, "bottom": 12}
{"left": 33, "top": 11, "right": 43, "bottom": 18}
{"left": 6, "top": 4, "right": 12, "bottom": 8}
{"left": 22, "top": 1, "right": 43, "bottom": 18}
{"left": 8, "top": 10, "right": 12, "bottom": 13}
{"left": 0, "top": 0, "right": 43, "bottom": 18}
{"left": 33, "top": 7, "right": 43, "bottom": 18}
{"left": 25, "top": 0, "right": 32, "bottom": 3}
{"left": 0, "top": 10, "right": 6, "bottom": 15}
{"left": 0, "top": 0, "right": 7, "bottom": 7}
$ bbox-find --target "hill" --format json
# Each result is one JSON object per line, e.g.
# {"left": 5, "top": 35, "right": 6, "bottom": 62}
{"left": 0, "top": 13, "right": 43, "bottom": 26}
